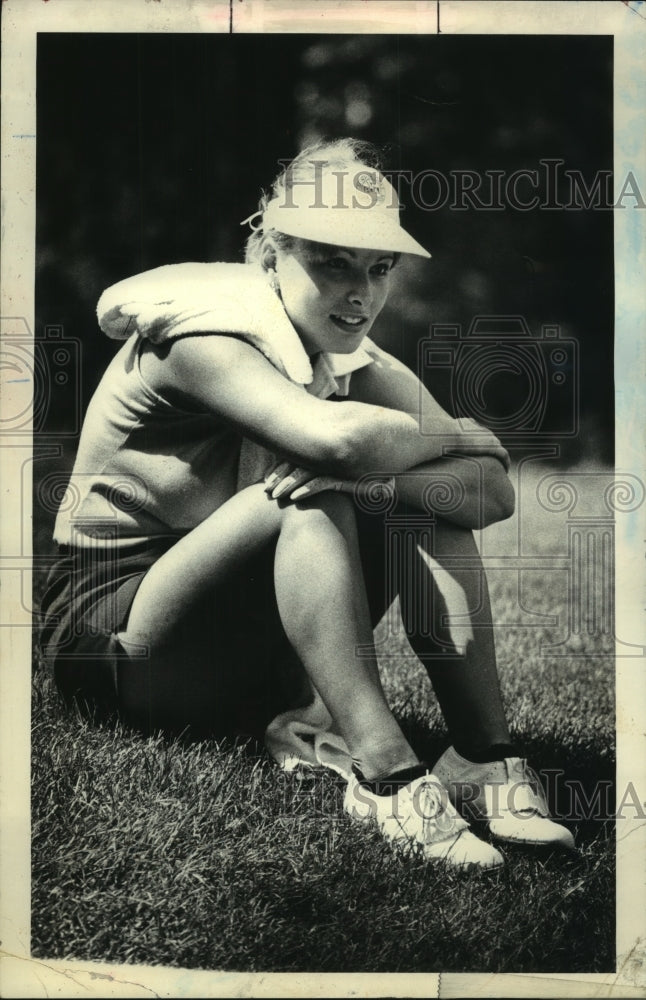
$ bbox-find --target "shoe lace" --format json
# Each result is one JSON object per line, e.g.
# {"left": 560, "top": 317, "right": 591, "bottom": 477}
{"left": 414, "top": 777, "right": 468, "bottom": 842}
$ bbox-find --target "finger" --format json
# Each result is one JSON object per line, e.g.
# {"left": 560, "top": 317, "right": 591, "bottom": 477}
{"left": 271, "top": 466, "right": 316, "bottom": 499}
{"left": 290, "top": 477, "right": 345, "bottom": 501}
{"left": 264, "top": 462, "right": 293, "bottom": 492}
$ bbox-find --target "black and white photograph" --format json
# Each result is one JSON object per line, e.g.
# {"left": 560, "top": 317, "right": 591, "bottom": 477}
{"left": 1, "top": 2, "right": 645, "bottom": 997}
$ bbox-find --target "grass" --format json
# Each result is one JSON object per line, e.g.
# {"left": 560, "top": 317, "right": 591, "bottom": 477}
{"left": 31, "top": 475, "right": 616, "bottom": 974}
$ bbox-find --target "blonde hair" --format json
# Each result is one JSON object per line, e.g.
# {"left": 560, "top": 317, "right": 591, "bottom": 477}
{"left": 244, "top": 137, "right": 385, "bottom": 266}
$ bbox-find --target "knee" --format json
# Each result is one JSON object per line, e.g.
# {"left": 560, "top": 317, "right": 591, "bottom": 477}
{"left": 280, "top": 490, "right": 357, "bottom": 539}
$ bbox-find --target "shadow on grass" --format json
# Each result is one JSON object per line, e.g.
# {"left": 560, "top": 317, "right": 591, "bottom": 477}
{"left": 31, "top": 663, "right": 616, "bottom": 975}
{"left": 399, "top": 716, "right": 616, "bottom": 849}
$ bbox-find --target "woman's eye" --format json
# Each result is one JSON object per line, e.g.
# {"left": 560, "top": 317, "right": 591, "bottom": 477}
{"left": 317, "top": 256, "right": 392, "bottom": 276}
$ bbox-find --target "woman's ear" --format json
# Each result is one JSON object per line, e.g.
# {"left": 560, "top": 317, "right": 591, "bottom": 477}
{"left": 259, "top": 236, "right": 278, "bottom": 274}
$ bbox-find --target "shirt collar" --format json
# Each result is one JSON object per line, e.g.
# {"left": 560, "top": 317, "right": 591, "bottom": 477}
{"left": 308, "top": 344, "right": 375, "bottom": 399}
{"left": 97, "top": 261, "right": 376, "bottom": 396}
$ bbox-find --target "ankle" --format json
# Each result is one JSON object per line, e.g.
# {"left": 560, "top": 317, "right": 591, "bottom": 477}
{"left": 352, "top": 760, "right": 431, "bottom": 795}
{"left": 351, "top": 741, "right": 420, "bottom": 782}
{"left": 452, "top": 741, "right": 518, "bottom": 765}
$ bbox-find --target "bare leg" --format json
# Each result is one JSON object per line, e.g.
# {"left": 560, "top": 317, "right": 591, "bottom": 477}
{"left": 357, "top": 510, "right": 511, "bottom": 757}
{"left": 120, "top": 484, "right": 285, "bottom": 643}
{"left": 119, "top": 484, "right": 417, "bottom": 777}
{"left": 274, "top": 492, "right": 419, "bottom": 778}
{"left": 412, "top": 518, "right": 511, "bottom": 756}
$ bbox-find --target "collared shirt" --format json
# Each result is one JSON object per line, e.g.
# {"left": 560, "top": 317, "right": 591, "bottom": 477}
{"left": 54, "top": 263, "right": 376, "bottom": 547}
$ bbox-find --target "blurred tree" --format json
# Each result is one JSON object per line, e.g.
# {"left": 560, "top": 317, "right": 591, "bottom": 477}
{"left": 36, "top": 33, "right": 613, "bottom": 469}
{"left": 290, "top": 35, "right": 613, "bottom": 462}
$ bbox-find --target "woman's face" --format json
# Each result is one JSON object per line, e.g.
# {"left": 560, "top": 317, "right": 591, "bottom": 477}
{"left": 273, "top": 239, "right": 396, "bottom": 355}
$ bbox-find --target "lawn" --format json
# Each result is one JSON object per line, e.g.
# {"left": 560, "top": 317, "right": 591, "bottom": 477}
{"left": 31, "top": 468, "right": 615, "bottom": 974}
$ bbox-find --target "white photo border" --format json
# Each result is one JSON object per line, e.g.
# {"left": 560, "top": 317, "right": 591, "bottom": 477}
{"left": 1, "top": 1, "right": 644, "bottom": 997}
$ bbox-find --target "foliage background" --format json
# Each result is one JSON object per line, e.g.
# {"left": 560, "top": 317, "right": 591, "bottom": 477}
{"left": 36, "top": 32, "right": 613, "bottom": 521}
{"left": 31, "top": 32, "right": 616, "bottom": 975}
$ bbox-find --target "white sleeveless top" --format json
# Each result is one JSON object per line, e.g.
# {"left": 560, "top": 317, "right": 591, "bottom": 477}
{"left": 54, "top": 262, "right": 376, "bottom": 548}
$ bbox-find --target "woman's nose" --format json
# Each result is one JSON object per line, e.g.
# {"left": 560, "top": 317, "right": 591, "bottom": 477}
{"left": 346, "top": 274, "right": 372, "bottom": 307}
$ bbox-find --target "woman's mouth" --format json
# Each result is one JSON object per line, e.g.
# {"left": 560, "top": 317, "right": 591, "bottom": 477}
{"left": 330, "top": 314, "right": 368, "bottom": 332}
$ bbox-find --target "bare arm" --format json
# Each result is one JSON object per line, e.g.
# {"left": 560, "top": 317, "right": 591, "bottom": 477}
{"left": 385, "top": 456, "right": 515, "bottom": 529}
{"left": 343, "top": 344, "right": 515, "bottom": 528}
{"left": 141, "top": 335, "right": 482, "bottom": 478}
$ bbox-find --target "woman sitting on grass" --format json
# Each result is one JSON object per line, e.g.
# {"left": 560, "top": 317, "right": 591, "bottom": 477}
{"left": 40, "top": 138, "right": 574, "bottom": 870}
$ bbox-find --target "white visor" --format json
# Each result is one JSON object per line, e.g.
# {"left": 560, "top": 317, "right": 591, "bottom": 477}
{"left": 260, "top": 164, "right": 431, "bottom": 259}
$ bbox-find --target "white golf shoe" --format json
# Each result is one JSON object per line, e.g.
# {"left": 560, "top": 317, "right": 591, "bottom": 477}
{"left": 345, "top": 765, "right": 504, "bottom": 870}
{"left": 432, "top": 746, "right": 576, "bottom": 851}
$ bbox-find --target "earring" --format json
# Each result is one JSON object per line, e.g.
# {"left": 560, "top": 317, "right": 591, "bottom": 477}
{"left": 267, "top": 269, "right": 280, "bottom": 295}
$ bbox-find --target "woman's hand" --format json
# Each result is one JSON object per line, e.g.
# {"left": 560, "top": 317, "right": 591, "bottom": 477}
{"left": 264, "top": 462, "right": 396, "bottom": 504}
{"left": 449, "top": 418, "right": 511, "bottom": 471}
{"left": 264, "top": 461, "right": 352, "bottom": 502}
